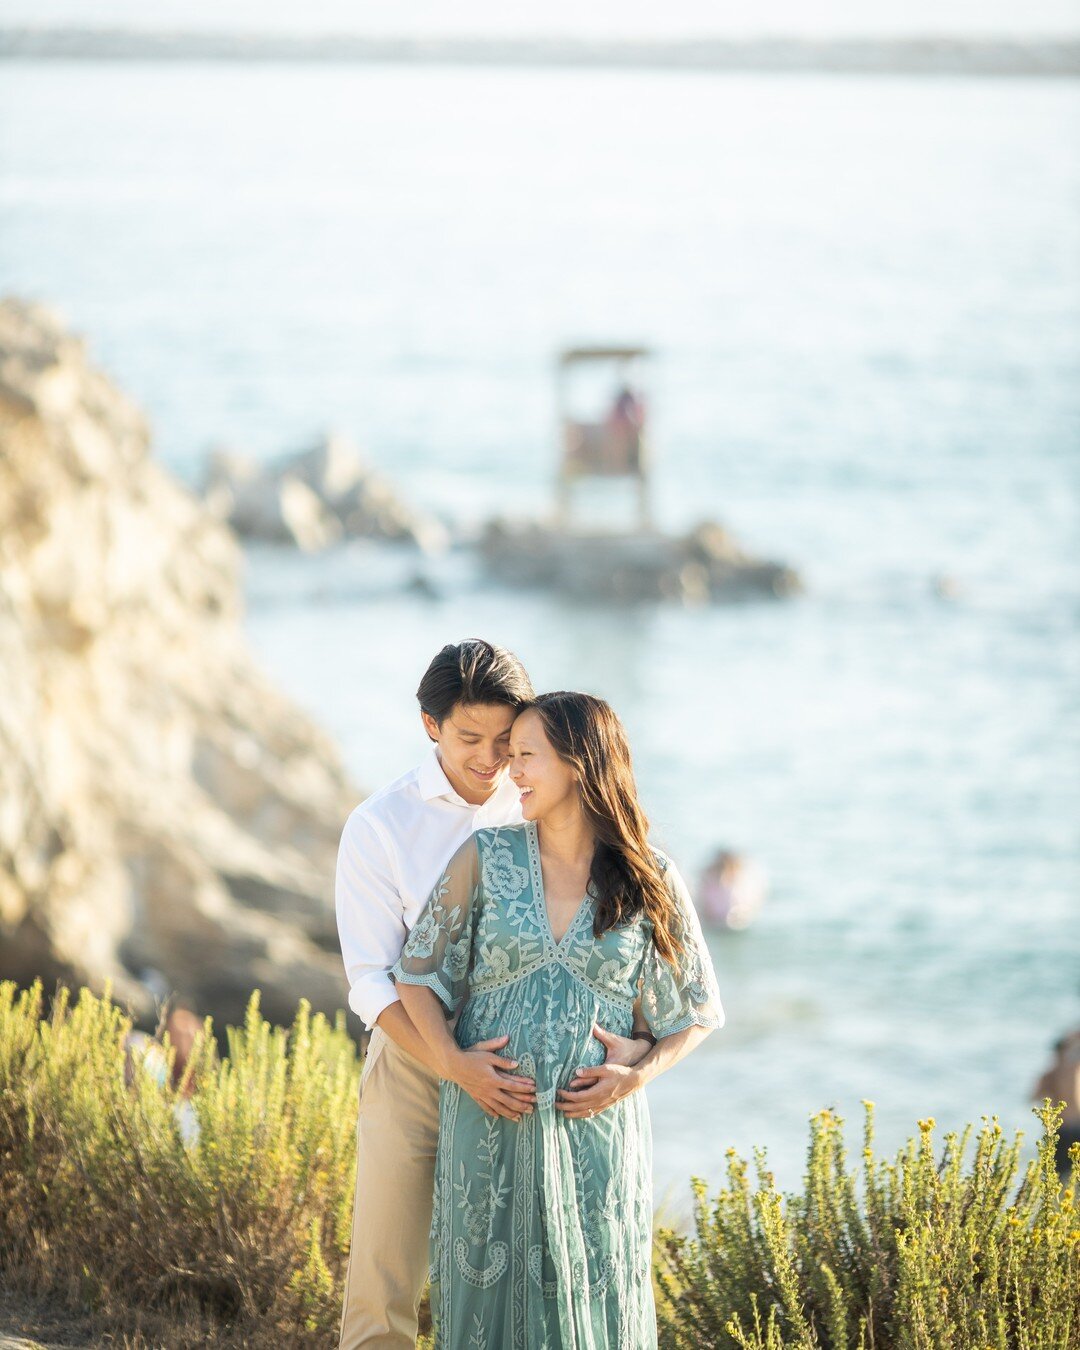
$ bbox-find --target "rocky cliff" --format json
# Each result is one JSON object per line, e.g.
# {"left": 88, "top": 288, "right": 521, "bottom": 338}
{"left": 0, "top": 297, "right": 359, "bottom": 1030}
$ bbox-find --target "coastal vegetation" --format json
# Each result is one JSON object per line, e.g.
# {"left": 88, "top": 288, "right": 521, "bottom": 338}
{"left": 0, "top": 982, "right": 1076, "bottom": 1348}
{"left": 655, "top": 1103, "right": 1079, "bottom": 1349}
{"left": 0, "top": 982, "right": 358, "bottom": 1346}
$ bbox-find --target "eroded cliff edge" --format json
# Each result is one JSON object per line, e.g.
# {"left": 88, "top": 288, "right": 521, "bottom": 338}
{"left": 0, "top": 297, "right": 358, "bottom": 1029}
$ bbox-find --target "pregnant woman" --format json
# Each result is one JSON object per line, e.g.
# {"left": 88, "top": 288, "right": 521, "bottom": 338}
{"left": 392, "top": 691, "right": 724, "bottom": 1348}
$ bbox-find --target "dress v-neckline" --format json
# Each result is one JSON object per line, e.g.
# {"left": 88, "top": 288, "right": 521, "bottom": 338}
{"left": 525, "top": 819, "right": 591, "bottom": 948}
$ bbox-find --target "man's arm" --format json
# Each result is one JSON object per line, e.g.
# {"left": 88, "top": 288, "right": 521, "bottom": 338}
{"left": 378, "top": 997, "right": 530, "bottom": 1090}
{"left": 335, "top": 809, "right": 412, "bottom": 1033}
{"left": 373, "top": 999, "right": 445, "bottom": 1073}
{"left": 335, "top": 813, "right": 504, "bottom": 1076}
{"left": 396, "top": 981, "right": 537, "bottom": 1121}
{"left": 336, "top": 812, "right": 535, "bottom": 1110}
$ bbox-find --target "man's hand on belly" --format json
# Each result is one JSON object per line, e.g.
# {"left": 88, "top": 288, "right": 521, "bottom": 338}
{"left": 451, "top": 1038, "right": 537, "bottom": 1122}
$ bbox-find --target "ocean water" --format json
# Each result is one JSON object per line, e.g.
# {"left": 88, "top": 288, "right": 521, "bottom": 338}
{"left": 1, "top": 59, "right": 1078, "bottom": 1198}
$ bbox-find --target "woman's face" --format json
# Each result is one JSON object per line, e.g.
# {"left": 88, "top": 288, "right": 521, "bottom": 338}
{"left": 508, "top": 709, "right": 580, "bottom": 822}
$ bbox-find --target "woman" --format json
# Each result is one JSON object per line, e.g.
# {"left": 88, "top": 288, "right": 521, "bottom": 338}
{"left": 392, "top": 692, "right": 723, "bottom": 1348}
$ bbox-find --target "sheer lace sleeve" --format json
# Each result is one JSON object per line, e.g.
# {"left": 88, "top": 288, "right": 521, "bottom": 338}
{"left": 390, "top": 835, "right": 482, "bottom": 1015}
{"left": 640, "top": 856, "right": 725, "bottom": 1038}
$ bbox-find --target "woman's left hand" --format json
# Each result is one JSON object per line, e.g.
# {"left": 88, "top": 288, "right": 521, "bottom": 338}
{"left": 555, "top": 1062, "right": 640, "bottom": 1119}
{"left": 591, "top": 1023, "right": 652, "bottom": 1069}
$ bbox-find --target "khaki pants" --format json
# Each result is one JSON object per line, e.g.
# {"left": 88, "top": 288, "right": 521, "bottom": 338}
{"left": 338, "top": 1027, "right": 440, "bottom": 1349}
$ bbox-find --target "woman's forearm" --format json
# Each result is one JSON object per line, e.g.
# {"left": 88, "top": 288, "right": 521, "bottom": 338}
{"left": 395, "top": 981, "right": 461, "bottom": 1075}
{"left": 633, "top": 1023, "right": 713, "bottom": 1087}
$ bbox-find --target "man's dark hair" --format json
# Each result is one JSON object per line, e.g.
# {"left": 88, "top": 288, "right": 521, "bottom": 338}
{"left": 416, "top": 639, "right": 534, "bottom": 726}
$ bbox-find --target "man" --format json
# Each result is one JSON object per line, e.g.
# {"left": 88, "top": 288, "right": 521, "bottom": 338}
{"left": 336, "top": 640, "right": 649, "bottom": 1349}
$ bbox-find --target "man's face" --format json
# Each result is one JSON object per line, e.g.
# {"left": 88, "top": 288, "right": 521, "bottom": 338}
{"left": 422, "top": 701, "right": 517, "bottom": 805}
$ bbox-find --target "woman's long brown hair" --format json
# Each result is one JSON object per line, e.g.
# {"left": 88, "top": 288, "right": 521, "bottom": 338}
{"left": 522, "top": 691, "right": 684, "bottom": 963}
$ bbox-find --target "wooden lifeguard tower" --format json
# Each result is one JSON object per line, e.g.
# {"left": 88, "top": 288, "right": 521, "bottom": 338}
{"left": 555, "top": 345, "right": 653, "bottom": 531}
{"left": 479, "top": 343, "right": 801, "bottom": 602}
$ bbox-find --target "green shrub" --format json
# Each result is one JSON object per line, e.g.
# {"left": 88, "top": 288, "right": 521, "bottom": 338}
{"left": 654, "top": 1102, "right": 1080, "bottom": 1350}
{"left": 3, "top": 982, "right": 1077, "bottom": 1347}
{"left": 0, "top": 980, "right": 360, "bottom": 1344}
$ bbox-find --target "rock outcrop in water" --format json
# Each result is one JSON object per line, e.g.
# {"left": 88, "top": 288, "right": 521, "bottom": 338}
{"left": 203, "top": 435, "right": 448, "bottom": 553}
{"left": 481, "top": 518, "right": 801, "bottom": 603}
{"left": 0, "top": 297, "right": 358, "bottom": 1030}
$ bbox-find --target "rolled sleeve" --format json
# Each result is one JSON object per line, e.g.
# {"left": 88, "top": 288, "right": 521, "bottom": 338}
{"left": 335, "top": 808, "right": 407, "bottom": 1030}
{"left": 348, "top": 976, "right": 399, "bottom": 1027}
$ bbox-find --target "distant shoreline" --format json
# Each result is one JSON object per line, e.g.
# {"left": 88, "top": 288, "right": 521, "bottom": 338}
{"left": 2, "top": 28, "right": 1079, "bottom": 76}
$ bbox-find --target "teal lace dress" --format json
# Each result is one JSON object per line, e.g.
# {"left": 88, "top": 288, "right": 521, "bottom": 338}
{"left": 391, "top": 820, "right": 724, "bottom": 1350}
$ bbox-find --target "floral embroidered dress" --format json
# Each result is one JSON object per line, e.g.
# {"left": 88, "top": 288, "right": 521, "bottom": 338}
{"left": 391, "top": 820, "right": 724, "bottom": 1350}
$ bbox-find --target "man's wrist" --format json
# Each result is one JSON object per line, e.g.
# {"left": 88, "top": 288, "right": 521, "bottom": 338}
{"left": 438, "top": 1044, "right": 464, "bottom": 1081}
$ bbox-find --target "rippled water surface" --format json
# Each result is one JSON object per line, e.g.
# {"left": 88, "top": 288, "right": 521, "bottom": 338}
{"left": 2, "top": 60, "right": 1078, "bottom": 1195}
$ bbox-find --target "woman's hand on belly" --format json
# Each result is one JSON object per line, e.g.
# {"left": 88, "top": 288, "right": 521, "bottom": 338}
{"left": 592, "top": 1023, "right": 652, "bottom": 1069}
{"left": 555, "top": 1060, "right": 641, "bottom": 1118}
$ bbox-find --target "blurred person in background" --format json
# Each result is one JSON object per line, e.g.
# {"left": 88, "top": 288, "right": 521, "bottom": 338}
{"left": 605, "top": 383, "right": 646, "bottom": 473}
{"left": 696, "top": 848, "right": 767, "bottom": 930}
{"left": 123, "top": 1002, "right": 203, "bottom": 1145}
{"left": 1033, "top": 1026, "right": 1080, "bottom": 1180}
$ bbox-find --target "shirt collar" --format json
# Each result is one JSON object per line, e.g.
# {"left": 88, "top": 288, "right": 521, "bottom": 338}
{"left": 418, "top": 745, "right": 463, "bottom": 803}
{"left": 417, "top": 745, "right": 518, "bottom": 817}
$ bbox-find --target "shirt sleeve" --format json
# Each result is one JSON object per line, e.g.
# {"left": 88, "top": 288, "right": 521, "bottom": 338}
{"left": 390, "top": 834, "right": 482, "bottom": 1016}
{"left": 640, "top": 856, "right": 726, "bottom": 1039}
{"left": 335, "top": 808, "right": 407, "bottom": 1030}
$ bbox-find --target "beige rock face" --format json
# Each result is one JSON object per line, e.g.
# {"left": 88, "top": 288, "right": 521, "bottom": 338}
{"left": 0, "top": 297, "right": 360, "bottom": 1030}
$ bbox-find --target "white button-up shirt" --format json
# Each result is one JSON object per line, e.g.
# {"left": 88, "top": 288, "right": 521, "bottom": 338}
{"left": 336, "top": 745, "right": 523, "bottom": 1029}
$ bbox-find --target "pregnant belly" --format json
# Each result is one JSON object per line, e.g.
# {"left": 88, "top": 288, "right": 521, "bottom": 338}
{"left": 456, "top": 982, "right": 634, "bottom": 1094}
